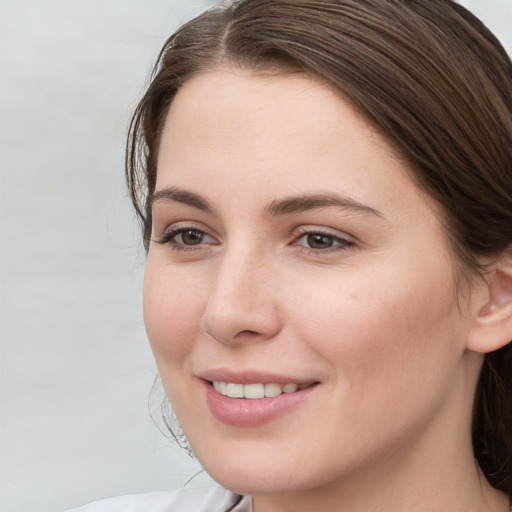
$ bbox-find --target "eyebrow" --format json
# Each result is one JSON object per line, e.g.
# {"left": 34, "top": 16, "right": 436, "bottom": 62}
{"left": 265, "top": 193, "right": 383, "bottom": 218}
{"left": 150, "top": 186, "right": 383, "bottom": 219}
{"left": 150, "top": 186, "right": 215, "bottom": 213}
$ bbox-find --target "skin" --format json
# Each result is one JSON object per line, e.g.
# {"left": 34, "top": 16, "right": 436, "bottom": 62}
{"left": 143, "top": 69, "right": 509, "bottom": 511}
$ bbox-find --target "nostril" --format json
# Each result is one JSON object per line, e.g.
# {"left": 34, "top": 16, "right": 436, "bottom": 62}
{"left": 235, "top": 330, "right": 260, "bottom": 337}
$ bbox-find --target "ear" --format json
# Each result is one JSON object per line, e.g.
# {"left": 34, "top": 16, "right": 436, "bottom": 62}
{"left": 466, "top": 244, "right": 512, "bottom": 354}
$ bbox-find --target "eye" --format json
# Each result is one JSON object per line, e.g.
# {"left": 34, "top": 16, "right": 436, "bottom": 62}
{"left": 174, "top": 229, "right": 207, "bottom": 246}
{"left": 154, "top": 226, "right": 218, "bottom": 250}
{"left": 294, "top": 230, "right": 354, "bottom": 252}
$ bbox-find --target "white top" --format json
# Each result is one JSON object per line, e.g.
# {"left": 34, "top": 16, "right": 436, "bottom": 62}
{"left": 63, "top": 485, "right": 252, "bottom": 512}
{"left": 62, "top": 486, "right": 512, "bottom": 511}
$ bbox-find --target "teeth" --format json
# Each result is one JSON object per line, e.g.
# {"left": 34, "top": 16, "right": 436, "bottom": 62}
{"left": 226, "top": 383, "right": 244, "bottom": 398}
{"left": 244, "top": 383, "right": 264, "bottom": 399}
{"left": 264, "top": 383, "right": 282, "bottom": 397}
{"left": 283, "top": 383, "right": 298, "bottom": 393}
{"left": 213, "top": 381, "right": 227, "bottom": 394}
{"left": 212, "top": 381, "right": 309, "bottom": 399}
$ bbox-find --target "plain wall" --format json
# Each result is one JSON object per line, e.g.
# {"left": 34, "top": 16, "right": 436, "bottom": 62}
{"left": 1, "top": 1, "right": 510, "bottom": 511}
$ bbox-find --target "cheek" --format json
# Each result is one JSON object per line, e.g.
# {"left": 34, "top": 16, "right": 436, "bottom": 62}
{"left": 292, "top": 263, "right": 461, "bottom": 386}
{"left": 284, "top": 265, "right": 465, "bottom": 462}
{"left": 143, "top": 260, "right": 205, "bottom": 365}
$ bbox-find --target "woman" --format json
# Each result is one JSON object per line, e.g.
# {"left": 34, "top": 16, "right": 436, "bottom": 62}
{"left": 69, "top": 0, "right": 512, "bottom": 510}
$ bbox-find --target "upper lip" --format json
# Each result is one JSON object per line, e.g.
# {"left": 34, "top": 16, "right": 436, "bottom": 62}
{"left": 198, "top": 368, "right": 317, "bottom": 385}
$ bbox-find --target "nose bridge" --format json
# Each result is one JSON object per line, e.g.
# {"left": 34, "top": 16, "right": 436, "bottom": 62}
{"left": 200, "top": 241, "right": 281, "bottom": 343}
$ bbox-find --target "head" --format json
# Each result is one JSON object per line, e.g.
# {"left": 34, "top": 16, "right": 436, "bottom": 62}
{"left": 127, "top": 0, "right": 512, "bottom": 500}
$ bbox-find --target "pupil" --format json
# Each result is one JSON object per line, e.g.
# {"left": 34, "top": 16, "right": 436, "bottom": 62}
{"left": 182, "top": 230, "right": 204, "bottom": 245}
{"left": 307, "top": 233, "right": 333, "bottom": 249}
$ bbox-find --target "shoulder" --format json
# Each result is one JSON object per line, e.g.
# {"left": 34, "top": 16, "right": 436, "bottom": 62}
{"left": 62, "top": 485, "right": 250, "bottom": 512}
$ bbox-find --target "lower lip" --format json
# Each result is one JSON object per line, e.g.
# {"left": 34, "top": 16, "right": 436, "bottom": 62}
{"left": 202, "top": 380, "right": 318, "bottom": 427}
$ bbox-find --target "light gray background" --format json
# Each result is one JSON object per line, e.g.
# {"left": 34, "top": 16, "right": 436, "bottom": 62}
{"left": 1, "top": 1, "right": 510, "bottom": 511}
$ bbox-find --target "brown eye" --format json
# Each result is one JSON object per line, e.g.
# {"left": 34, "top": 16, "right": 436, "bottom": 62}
{"left": 295, "top": 230, "right": 354, "bottom": 252}
{"left": 156, "top": 226, "right": 217, "bottom": 249}
{"left": 305, "top": 233, "right": 336, "bottom": 249}
{"left": 179, "top": 229, "right": 206, "bottom": 245}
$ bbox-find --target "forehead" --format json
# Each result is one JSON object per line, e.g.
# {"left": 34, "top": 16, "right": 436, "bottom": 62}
{"left": 157, "top": 70, "right": 434, "bottom": 233}
{"left": 157, "top": 68, "right": 405, "bottom": 190}
{"left": 162, "top": 68, "right": 374, "bottom": 134}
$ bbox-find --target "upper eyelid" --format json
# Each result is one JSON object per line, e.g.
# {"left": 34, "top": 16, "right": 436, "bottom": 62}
{"left": 162, "top": 225, "right": 210, "bottom": 238}
{"left": 155, "top": 220, "right": 213, "bottom": 236}
{"left": 295, "top": 231, "right": 350, "bottom": 242}
{"left": 292, "top": 225, "right": 356, "bottom": 241}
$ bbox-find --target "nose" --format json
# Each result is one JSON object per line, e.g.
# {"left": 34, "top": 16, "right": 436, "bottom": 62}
{"left": 200, "top": 247, "right": 283, "bottom": 345}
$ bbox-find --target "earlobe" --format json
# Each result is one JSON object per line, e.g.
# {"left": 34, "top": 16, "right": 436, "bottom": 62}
{"left": 467, "top": 245, "right": 512, "bottom": 354}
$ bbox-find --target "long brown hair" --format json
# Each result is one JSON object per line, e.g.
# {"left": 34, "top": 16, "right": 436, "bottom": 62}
{"left": 126, "top": 0, "right": 512, "bottom": 497}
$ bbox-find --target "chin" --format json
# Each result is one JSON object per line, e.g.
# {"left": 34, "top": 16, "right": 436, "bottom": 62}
{"left": 193, "top": 441, "right": 335, "bottom": 497}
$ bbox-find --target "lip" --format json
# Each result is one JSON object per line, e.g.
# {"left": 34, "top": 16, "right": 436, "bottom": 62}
{"left": 199, "top": 368, "right": 315, "bottom": 386}
{"left": 199, "top": 369, "right": 319, "bottom": 427}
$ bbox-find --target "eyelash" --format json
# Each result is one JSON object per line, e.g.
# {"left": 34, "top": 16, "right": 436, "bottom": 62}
{"left": 154, "top": 226, "right": 355, "bottom": 254}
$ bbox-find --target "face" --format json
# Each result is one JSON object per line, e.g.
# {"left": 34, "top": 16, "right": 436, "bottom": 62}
{"left": 144, "top": 69, "right": 479, "bottom": 496}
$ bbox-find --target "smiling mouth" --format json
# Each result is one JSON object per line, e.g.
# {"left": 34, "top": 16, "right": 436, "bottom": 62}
{"left": 211, "top": 381, "right": 315, "bottom": 399}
